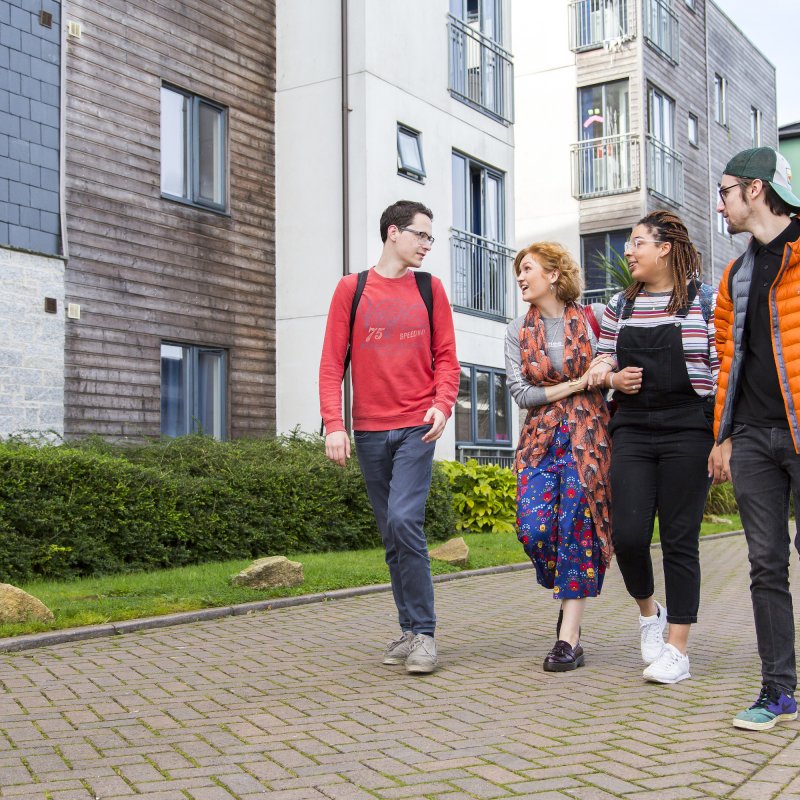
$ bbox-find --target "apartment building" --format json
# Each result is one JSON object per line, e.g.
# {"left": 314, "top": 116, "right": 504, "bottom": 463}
{"left": 276, "top": 0, "right": 518, "bottom": 464}
{"left": 0, "top": 0, "right": 65, "bottom": 438}
{"left": 514, "top": 0, "right": 777, "bottom": 292}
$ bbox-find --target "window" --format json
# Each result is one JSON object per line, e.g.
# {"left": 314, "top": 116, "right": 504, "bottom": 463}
{"left": 687, "top": 112, "right": 698, "bottom": 146}
{"left": 161, "top": 343, "right": 227, "bottom": 439}
{"left": 751, "top": 107, "right": 762, "bottom": 146}
{"left": 644, "top": 0, "right": 680, "bottom": 63}
{"left": 160, "top": 85, "right": 227, "bottom": 211}
{"left": 647, "top": 85, "right": 682, "bottom": 204}
{"left": 451, "top": 151, "right": 513, "bottom": 319}
{"left": 579, "top": 80, "right": 630, "bottom": 142}
{"left": 713, "top": 74, "right": 727, "bottom": 127}
{"left": 448, "top": 0, "right": 513, "bottom": 123}
{"left": 569, "top": 0, "right": 631, "bottom": 53}
{"left": 684, "top": 0, "right": 695, "bottom": 9}
{"left": 455, "top": 364, "right": 511, "bottom": 447}
{"left": 581, "top": 230, "right": 629, "bottom": 298}
{"left": 397, "top": 125, "right": 426, "bottom": 183}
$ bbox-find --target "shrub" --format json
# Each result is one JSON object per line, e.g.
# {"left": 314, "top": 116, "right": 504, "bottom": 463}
{"left": 440, "top": 460, "right": 516, "bottom": 534}
{"left": 0, "top": 433, "right": 455, "bottom": 583}
{"left": 705, "top": 481, "right": 738, "bottom": 516}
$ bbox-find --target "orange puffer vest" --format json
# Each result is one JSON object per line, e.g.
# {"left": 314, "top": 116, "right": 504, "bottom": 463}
{"left": 714, "top": 234, "right": 800, "bottom": 452}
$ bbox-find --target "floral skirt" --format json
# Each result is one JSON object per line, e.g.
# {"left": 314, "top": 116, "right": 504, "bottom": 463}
{"left": 516, "top": 421, "right": 605, "bottom": 599}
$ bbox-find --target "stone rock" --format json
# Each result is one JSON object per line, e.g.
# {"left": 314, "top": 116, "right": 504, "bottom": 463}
{"left": 703, "top": 514, "right": 733, "bottom": 525}
{"left": 0, "top": 584, "right": 54, "bottom": 623}
{"left": 429, "top": 537, "right": 469, "bottom": 567}
{"left": 232, "top": 556, "right": 304, "bottom": 590}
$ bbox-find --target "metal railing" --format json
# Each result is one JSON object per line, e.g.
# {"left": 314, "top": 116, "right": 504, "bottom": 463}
{"left": 568, "top": 0, "right": 634, "bottom": 52}
{"left": 570, "top": 133, "right": 640, "bottom": 199}
{"left": 448, "top": 15, "right": 514, "bottom": 124}
{"left": 644, "top": 0, "right": 679, "bottom": 63}
{"left": 646, "top": 135, "right": 683, "bottom": 205}
{"left": 582, "top": 287, "right": 617, "bottom": 305}
{"left": 450, "top": 229, "right": 515, "bottom": 320}
{"left": 456, "top": 445, "right": 515, "bottom": 469}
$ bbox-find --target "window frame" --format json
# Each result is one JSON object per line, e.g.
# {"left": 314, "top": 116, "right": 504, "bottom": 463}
{"left": 160, "top": 84, "right": 228, "bottom": 213}
{"left": 581, "top": 229, "right": 630, "bottom": 297}
{"left": 160, "top": 342, "right": 228, "bottom": 440}
{"left": 687, "top": 112, "right": 699, "bottom": 147}
{"left": 396, "top": 124, "right": 426, "bottom": 183}
{"left": 713, "top": 74, "right": 728, "bottom": 128}
{"left": 454, "top": 362, "right": 512, "bottom": 448}
{"left": 751, "top": 107, "right": 762, "bottom": 147}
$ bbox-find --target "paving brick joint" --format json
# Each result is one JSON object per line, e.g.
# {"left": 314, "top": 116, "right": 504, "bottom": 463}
{"left": 0, "top": 535, "right": 798, "bottom": 800}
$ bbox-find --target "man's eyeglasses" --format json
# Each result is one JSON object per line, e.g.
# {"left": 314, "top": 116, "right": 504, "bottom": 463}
{"left": 718, "top": 182, "right": 745, "bottom": 203}
{"left": 399, "top": 227, "right": 435, "bottom": 246}
{"left": 623, "top": 238, "right": 663, "bottom": 254}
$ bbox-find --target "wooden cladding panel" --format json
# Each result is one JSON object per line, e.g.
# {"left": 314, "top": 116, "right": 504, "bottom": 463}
{"left": 64, "top": 0, "right": 276, "bottom": 440}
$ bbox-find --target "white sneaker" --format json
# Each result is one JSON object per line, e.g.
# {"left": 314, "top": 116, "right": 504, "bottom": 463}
{"left": 382, "top": 631, "right": 414, "bottom": 665}
{"left": 405, "top": 634, "right": 438, "bottom": 674}
{"left": 639, "top": 601, "right": 668, "bottom": 664}
{"left": 643, "top": 643, "right": 691, "bottom": 684}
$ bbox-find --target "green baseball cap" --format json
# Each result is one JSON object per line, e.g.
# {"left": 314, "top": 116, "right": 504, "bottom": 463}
{"left": 723, "top": 147, "right": 800, "bottom": 211}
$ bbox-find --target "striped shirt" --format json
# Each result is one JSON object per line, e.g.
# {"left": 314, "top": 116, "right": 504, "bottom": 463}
{"left": 597, "top": 290, "right": 719, "bottom": 397}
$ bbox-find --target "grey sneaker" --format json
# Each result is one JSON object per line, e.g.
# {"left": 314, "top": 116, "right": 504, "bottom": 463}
{"left": 639, "top": 601, "right": 667, "bottom": 664}
{"left": 405, "top": 634, "right": 438, "bottom": 674}
{"left": 382, "top": 631, "right": 414, "bottom": 665}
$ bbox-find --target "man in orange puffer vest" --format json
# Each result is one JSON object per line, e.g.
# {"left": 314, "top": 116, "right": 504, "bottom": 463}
{"left": 709, "top": 147, "right": 800, "bottom": 732}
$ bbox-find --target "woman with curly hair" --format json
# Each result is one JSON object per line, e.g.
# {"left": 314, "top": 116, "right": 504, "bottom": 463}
{"left": 505, "top": 241, "right": 613, "bottom": 672}
{"left": 586, "top": 210, "right": 718, "bottom": 684}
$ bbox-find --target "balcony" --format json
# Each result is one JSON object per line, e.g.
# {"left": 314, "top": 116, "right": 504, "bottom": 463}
{"left": 644, "top": 0, "right": 679, "bottom": 63}
{"left": 569, "top": 0, "right": 635, "bottom": 52}
{"left": 448, "top": 15, "right": 514, "bottom": 124}
{"left": 647, "top": 136, "right": 683, "bottom": 205}
{"left": 571, "top": 133, "right": 640, "bottom": 199}
{"left": 450, "top": 229, "right": 514, "bottom": 321}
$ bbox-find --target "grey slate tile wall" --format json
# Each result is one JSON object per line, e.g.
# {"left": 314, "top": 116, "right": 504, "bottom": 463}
{"left": 0, "top": 0, "right": 62, "bottom": 255}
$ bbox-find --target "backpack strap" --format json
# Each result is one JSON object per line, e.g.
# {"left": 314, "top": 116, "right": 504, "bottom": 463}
{"left": 413, "top": 271, "right": 435, "bottom": 334}
{"left": 618, "top": 292, "right": 635, "bottom": 321}
{"left": 583, "top": 304, "right": 601, "bottom": 339}
{"left": 343, "top": 270, "right": 369, "bottom": 376}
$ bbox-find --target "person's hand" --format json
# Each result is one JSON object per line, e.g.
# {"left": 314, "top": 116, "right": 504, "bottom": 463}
{"left": 325, "top": 430, "right": 351, "bottom": 467}
{"left": 611, "top": 366, "right": 643, "bottom": 394}
{"left": 585, "top": 361, "right": 612, "bottom": 388}
{"left": 708, "top": 439, "right": 732, "bottom": 484}
{"left": 421, "top": 407, "right": 446, "bottom": 442}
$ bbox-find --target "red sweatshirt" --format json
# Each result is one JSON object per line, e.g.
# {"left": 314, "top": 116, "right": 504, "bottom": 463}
{"left": 319, "top": 268, "right": 460, "bottom": 433}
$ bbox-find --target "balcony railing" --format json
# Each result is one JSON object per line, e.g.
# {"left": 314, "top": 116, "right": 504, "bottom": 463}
{"left": 646, "top": 136, "right": 683, "bottom": 205}
{"left": 571, "top": 133, "right": 640, "bottom": 199}
{"left": 644, "top": 0, "right": 679, "bottom": 63}
{"left": 582, "top": 287, "right": 617, "bottom": 305}
{"left": 568, "top": 0, "right": 634, "bottom": 52}
{"left": 451, "top": 228, "right": 514, "bottom": 321}
{"left": 448, "top": 15, "right": 514, "bottom": 124}
{"left": 456, "top": 445, "right": 515, "bottom": 470}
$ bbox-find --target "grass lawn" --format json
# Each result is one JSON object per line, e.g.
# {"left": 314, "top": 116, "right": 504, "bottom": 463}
{"left": 0, "top": 516, "right": 742, "bottom": 639}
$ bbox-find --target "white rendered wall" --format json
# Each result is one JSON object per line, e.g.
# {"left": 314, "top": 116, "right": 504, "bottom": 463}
{"left": 512, "top": 1, "right": 580, "bottom": 257}
{"left": 276, "top": 0, "right": 516, "bottom": 459}
{"left": 0, "top": 249, "right": 65, "bottom": 438}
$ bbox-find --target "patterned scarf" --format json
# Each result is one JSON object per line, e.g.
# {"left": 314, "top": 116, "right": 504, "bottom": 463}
{"left": 515, "top": 302, "right": 613, "bottom": 565}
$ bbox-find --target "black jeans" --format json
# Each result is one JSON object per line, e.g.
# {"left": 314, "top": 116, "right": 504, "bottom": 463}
{"left": 610, "top": 405, "right": 713, "bottom": 624}
{"left": 729, "top": 423, "right": 800, "bottom": 694}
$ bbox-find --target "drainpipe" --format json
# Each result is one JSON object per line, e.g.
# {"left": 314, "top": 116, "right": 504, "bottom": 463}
{"left": 704, "top": 8, "right": 715, "bottom": 284}
{"left": 341, "top": 0, "right": 352, "bottom": 433}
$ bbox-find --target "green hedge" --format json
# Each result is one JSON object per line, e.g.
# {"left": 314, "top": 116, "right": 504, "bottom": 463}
{"left": 0, "top": 434, "right": 455, "bottom": 583}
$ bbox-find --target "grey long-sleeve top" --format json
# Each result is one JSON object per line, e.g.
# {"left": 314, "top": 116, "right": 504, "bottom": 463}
{"left": 504, "top": 304, "right": 605, "bottom": 409}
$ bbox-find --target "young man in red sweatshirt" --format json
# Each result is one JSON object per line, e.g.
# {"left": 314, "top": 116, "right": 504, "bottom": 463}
{"left": 319, "top": 200, "right": 460, "bottom": 674}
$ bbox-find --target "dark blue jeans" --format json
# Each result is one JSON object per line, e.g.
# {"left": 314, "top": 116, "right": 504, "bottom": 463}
{"left": 729, "top": 423, "right": 800, "bottom": 694}
{"left": 354, "top": 425, "right": 436, "bottom": 636}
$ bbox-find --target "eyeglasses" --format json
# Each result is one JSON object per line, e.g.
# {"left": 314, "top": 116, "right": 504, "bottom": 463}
{"left": 398, "top": 227, "right": 435, "bottom": 246}
{"left": 623, "top": 238, "right": 663, "bottom": 254}
{"left": 718, "top": 182, "right": 745, "bottom": 203}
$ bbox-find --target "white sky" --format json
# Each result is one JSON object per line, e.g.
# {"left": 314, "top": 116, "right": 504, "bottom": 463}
{"left": 711, "top": 0, "right": 799, "bottom": 127}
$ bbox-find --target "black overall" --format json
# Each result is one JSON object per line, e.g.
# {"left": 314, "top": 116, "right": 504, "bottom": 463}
{"left": 609, "top": 284, "right": 713, "bottom": 625}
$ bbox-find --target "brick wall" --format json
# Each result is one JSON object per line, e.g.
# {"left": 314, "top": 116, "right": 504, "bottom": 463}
{"left": 0, "top": 248, "right": 65, "bottom": 437}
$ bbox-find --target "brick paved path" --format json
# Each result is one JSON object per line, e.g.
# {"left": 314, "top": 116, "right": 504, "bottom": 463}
{"left": 1, "top": 534, "right": 799, "bottom": 800}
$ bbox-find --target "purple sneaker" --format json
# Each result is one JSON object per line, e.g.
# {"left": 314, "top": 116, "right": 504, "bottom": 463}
{"left": 733, "top": 686, "right": 798, "bottom": 731}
